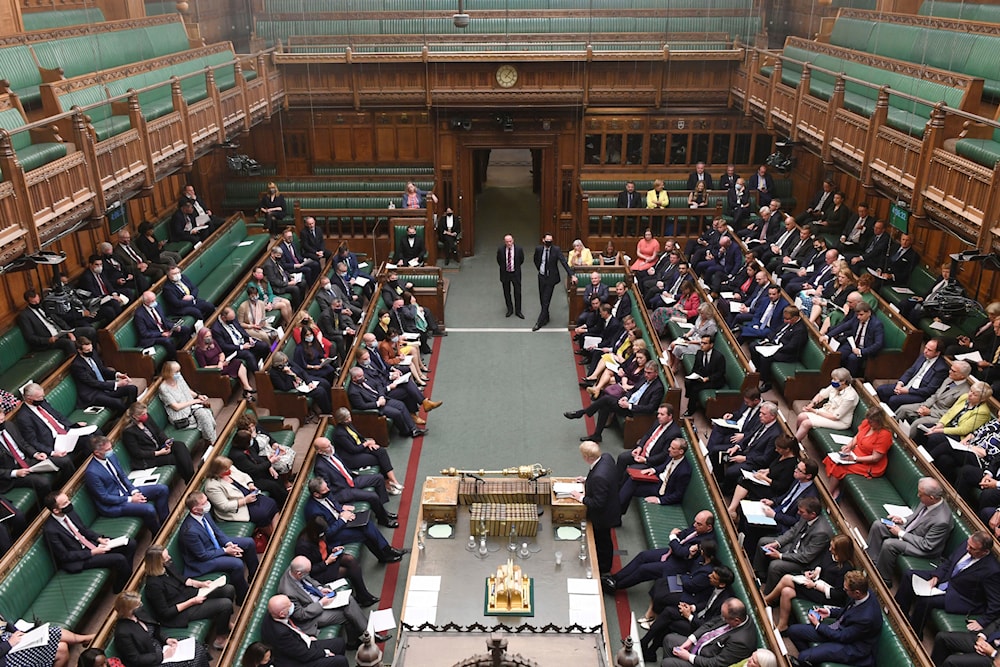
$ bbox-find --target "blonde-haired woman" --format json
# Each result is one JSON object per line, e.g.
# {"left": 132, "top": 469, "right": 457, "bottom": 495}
{"left": 568, "top": 239, "right": 594, "bottom": 267}
{"left": 258, "top": 182, "right": 286, "bottom": 236}
{"left": 159, "top": 361, "right": 216, "bottom": 443}
{"left": 204, "top": 456, "right": 279, "bottom": 533}
{"left": 794, "top": 368, "right": 859, "bottom": 442}
{"left": 114, "top": 591, "right": 210, "bottom": 667}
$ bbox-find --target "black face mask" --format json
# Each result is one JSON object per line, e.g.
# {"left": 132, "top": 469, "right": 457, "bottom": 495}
{"left": 81, "top": 350, "right": 93, "bottom": 357}
{"left": 543, "top": 240, "right": 553, "bottom": 247}
{"left": 408, "top": 233, "right": 416, "bottom": 239}
{"left": 60, "top": 502, "right": 74, "bottom": 514}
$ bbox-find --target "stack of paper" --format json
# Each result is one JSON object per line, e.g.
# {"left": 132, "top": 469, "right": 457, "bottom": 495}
{"left": 567, "top": 578, "right": 602, "bottom": 627}
{"left": 740, "top": 500, "right": 776, "bottom": 526}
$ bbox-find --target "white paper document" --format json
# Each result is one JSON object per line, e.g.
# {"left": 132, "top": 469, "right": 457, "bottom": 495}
{"left": 402, "top": 332, "right": 421, "bottom": 341}
{"left": 567, "top": 578, "right": 600, "bottom": 595}
{"left": 403, "top": 590, "right": 439, "bottom": 608}
{"left": 720, "top": 292, "right": 736, "bottom": 299}
{"left": 755, "top": 344, "right": 780, "bottom": 358}
{"left": 403, "top": 605, "right": 437, "bottom": 625}
{"left": 105, "top": 536, "right": 130, "bottom": 549}
{"left": 740, "top": 500, "right": 776, "bottom": 526}
{"left": 320, "top": 590, "right": 352, "bottom": 609}
{"left": 197, "top": 575, "right": 227, "bottom": 598}
{"left": 237, "top": 240, "right": 254, "bottom": 247}
{"left": 367, "top": 608, "right": 396, "bottom": 634}
{"left": 883, "top": 504, "right": 913, "bottom": 519}
{"left": 9, "top": 623, "right": 49, "bottom": 652}
{"left": 162, "top": 637, "right": 197, "bottom": 663}
{"left": 826, "top": 452, "right": 855, "bottom": 465}
{"left": 28, "top": 459, "right": 59, "bottom": 473}
{"left": 409, "top": 575, "right": 442, "bottom": 592}
{"left": 70, "top": 424, "right": 98, "bottom": 436}
{"left": 711, "top": 418, "right": 740, "bottom": 429}
{"left": 390, "top": 372, "right": 412, "bottom": 388}
{"left": 893, "top": 287, "right": 915, "bottom": 294}
{"left": 407, "top": 258, "right": 421, "bottom": 267}
{"left": 53, "top": 433, "right": 78, "bottom": 455}
{"left": 676, "top": 322, "right": 694, "bottom": 330}
{"left": 686, "top": 373, "right": 704, "bottom": 381}
{"left": 830, "top": 434, "right": 853, "bottom": 446}
{"left": 741, "top": 469, "right": 770, "bottom": 485}
{"left": 553, "top": 482, "right": 584, "bottom": 498}
{"left": 582, "top": 335, "right": 602, "bottom": 350}
{"left": 354, "top": 276, "right": 371, "bottom": 287}
{"left": 949, "top": 437, "right": 976, "bottom": 453}
{"left": 911, "top": 574, "right": 946, "bottom": 597}
{"left": 955, "top": 351, "right": 983, "bottom": 362}
{"left": 928, "top": 321, "right": 950, "bottom": 331}
{"left": 729, "top": 301, "right": 744, "bottom": 313}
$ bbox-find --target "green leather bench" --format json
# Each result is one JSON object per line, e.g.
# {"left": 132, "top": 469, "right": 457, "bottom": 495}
{"left": 387, "top": 223, "right": 427, "bottom": 266}
{"left": 919, "top": 1, "right": 1000, "bottom": 23}
{"left": 312, "top": 166, "right": 434, "bottom": 176}
{"left": 0, "top": 45, "right": 45, "bottom": 106}
{"left": 224, "top": 180, "right": 433, "bottom": 209}
{"left": 70, "top": 482, "right": 145, "bottom": 544}
{"left": 55, "top": 84, "right": 133, "bottom": 143}
{"left": 152, "top": 211, "right": 196, "bottom": 258}
{"left": 176, "top": 217, "right": 269, "bottom": 306}
{"left": 22, "top": 7, "right": 105, "bottom": 31}
{"left": 954, "top": 125, "right": 1000, "bottom": 169}
{"left": 112, "top": 440, "right": 179, "bottom": 493}
{"left": 771, "top": 333, "right": 829, "bottom": 400}
{"left": 0, "top": 325, "right": 65, "bottom": 394}
{"left": 45, "top": 374, "right": 117, "bottom": 430}
{"left": 0, "top": 105, "right": 67, "bottom": 172}
{"left": 296, "top": 196, "right": 394, "bottom": 210}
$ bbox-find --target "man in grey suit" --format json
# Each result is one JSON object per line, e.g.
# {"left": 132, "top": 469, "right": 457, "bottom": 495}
{"left": 753, "top": 496, "right": 833, "bottom": 593}
{"left": 660, "top": 598, "right": 756, "bottom": 667}
{"left": 277, "top": 556, "right": 389, "bottom": 646}
{"left": 896, "top": 361, "right": 973, "bottom": 438}
{"left": 866, "top": 477, "right": 954, "bottom": 584}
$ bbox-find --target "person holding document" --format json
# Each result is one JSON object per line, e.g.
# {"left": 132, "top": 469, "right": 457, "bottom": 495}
{"left": 726, "top": 436, "right": 800, "bottom": 521}
{"left": 750, "top": 306, "right": 807, "bottom": 393}
{"left": 912, "top": 382, "right": 993, "bottom": 454}
{"left": 0, "top": 410, "right": 59, "bottom": 498}
{"left": 684, "top": 335, "right": 726, "bottom": 417}
{"left": 793, "top": 369, "right": 859, "bottom": 443}
{"left": 142, "top": 545, "right": 235, "bottom": 652}
{"left": 122, "top": 401, "right": 196, "bottom": 483}
{"left": 0, "top": 611, "right": 94, "bottom": 667}
{"left": 762, "top": 534, "right": 855, "bottom": 633}
{"left": 311, "top": 438, "right": 397, "bottom": 528}
{"left": 15, "top": 383, "right": 84, "bottom": 481}
{"left": 821, "top": 408, "right": 892, "bottom": 498}
{"left": 204, "top": 457, "right": 280, "bottom": 533}
{"left": 894, "top": 530, "right": 1000, "bottom": 634}
{"left": 617, "top": 437, "right": 691, "bottom": 513}
{"left": 113, "top": 591, "right": 210, "bottom": 667}
{"left": 194, "top": 328, "right": 257, "bottom": 401}
{"left": 179, "top": 492, "right": 258, "bottom": 604}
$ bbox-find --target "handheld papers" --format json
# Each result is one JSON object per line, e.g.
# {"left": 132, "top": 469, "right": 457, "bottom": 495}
{"left": 911, "top": 574, "right": 946, "bottom": 597}
{"left": 740, "top": 500, "right": 776, "bottom": 526}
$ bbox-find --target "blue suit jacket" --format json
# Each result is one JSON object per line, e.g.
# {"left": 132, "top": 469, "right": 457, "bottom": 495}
{"left": 929, "top": 546, "right": 1000, "bottom": 623}
{"left": 650, "top": 456, "right": 692, "bottom": 505}
{"left": 897, "top": 355, "right": 949, "bottom": 400}
{"left": 179, "top": 513, "right": 237, "bottom": 577}
{"left": 133, "top": 303, "right": 176, "bottom": 343}
{"left": 829, "top": 313, "right": 885, "bottom": 358}
{"left": 85, "top": 454, "right": 138, "bottom": 512}
{"left": 745, "top": 297, "right": 788, "bottom": 338}
{"left": 814, "top": 593, "right": 882, "bottom": 666}
{"left": 162, "top": 276, "right": 201, "bottom": 314}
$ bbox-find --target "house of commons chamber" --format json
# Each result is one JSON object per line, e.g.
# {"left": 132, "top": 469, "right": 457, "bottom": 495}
{"left": 3, "top": 0, "right": 1000, "bottom": 666}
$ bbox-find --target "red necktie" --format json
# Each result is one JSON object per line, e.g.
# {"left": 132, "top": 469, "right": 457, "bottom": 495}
{"left": 2, "top": 433, "right": 27, "bottom": 469}
{"left": 96, "top": 274, "right": 108, "bottom": 295}
{"left": 148, "top": 306, "right": 164, "bottom": 330}
{"left": 36, "top": 406, "right": 68, "bottom": 435}
{"left": 328, "top": 456, "right": 354, "bottom": 487}
{"left": 287, "top": 243, "right": 298, "bottom": 263}
{"left": 641, "top": 424, "right": 666, "bottom": 458}
{"left": 507, "top": 248, "right": 513, "bottom": 272}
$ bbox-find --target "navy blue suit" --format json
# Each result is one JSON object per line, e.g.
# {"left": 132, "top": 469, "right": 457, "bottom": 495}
{"left": 304, "top": 493, "right": 391, "bottom": 558}
{"left": 896, "top": 545, "right": 1000, "bottom": 632}
{"left": 788, "top": 592, "right": 883, "bottom": 667}
{"left": 313, "top": 452, "right": 391, "bottom": 524}
{"left": 828, "top": 313, "right": 885, "bottom": 377}
{"left": 163, "top": 275, "right": 214, "bottom": 319}
{"left": 618, "top": 456, "right": 692, "bottom": 510}
{"left": 178, "top": 513, "right": 257, "bottom": 602}
{"left": 211, "top": 318, "right": 269, "bottom": 371}
{"left": 876, "top": 355, "right": 948, "bottom": 410}
{"left": 133, "top": 302, "right": 192, "bottom": 359}
{"left": 612, "top": 526, "right": 717, "bottom": 589}
{"left": 84, "top": 454, "right": 169, "bottom": 533}
{"left": 739, "top": 296, "right": 788, "bottom": 341}
{"left": 584, "top": 452, "right": 621, "bottom": 574}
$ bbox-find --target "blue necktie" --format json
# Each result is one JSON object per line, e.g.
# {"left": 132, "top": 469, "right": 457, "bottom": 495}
{"left": 301, "top": 579, "right": 324, "bottom": 599}
{"left": 202, "top": 517, "right": 221, "bottom": 549}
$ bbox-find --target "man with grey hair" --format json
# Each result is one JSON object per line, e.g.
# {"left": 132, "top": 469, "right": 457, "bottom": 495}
{"left": 897, "top": 360, "right": 973, "bottom": 437}
{"left": 866, "top": 477, "right": 953, "bottom": 583}
{"left": 723, "top": 401, "right": 781, "bottom": 490}
{"left": 277, "top": 555, "right": 388, "bottom": 645}
{"left": 660, "top": 597, "right": 756, "bottom": 667}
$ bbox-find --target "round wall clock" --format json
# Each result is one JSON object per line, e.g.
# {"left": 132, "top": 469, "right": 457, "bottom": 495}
{"left": 496, "top": 64, "right": 518, "bottom": 88}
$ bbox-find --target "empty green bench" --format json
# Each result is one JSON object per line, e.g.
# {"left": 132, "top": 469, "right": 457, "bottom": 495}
{"left": 0, "top": 105, "right": 67, "bottom": 172}
{"left": 0, "top": 325, "right": 65, "bottom": 394}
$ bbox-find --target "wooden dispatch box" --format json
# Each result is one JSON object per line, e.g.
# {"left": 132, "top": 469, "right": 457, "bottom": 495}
{"left": 550, "top": 476, "right": 587, "bottom": 525}
{"left": 420, "top": 476, "right": 460, "bottom": 525}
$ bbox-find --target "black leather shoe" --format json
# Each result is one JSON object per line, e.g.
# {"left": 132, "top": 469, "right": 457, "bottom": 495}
{"left": 374, "top": 632, "right": 392, "bottom": 643}
{"left": 564, "top": 411, "right": 583, "bottom": 419}
{"left": 601, "top": 575, "right": 616, "bottom": 592}
{"left": 357, "top": 594, "right": 380, "bottom": 607}
{"left": 386, "top": 512, "right": 398, "bottom": 520}
{"left": 578, "top": 379, "right": 594, "bottom": 387}
{"left": 381, "top": 519, "right": 400, "bottom": 529}
{"left": 380, "top": 547, "right": 410, "bottom": 563}
{"left": 682, "top": 409, "right": 695, "bottom": 418}
{"left": 411, "top": 428, "right": 428, "bottom": 437}
{"left": 532, "top": 323, "right": 541, "bottom": 331}
{"left": 506, "top": 310, "right": 513, "bottom": 317}
{"left": 759, "top": 382, "right": 772, "bottom": 393}
{"left": 575, "top": 349, "right": 588, "bottom": 356}
{"left": 516, "top": 312, "right": 524, "bottom": 319}
{"left": 578, "top": 359, "right": 589, "bottom": 366}
{"left": 581, "top": 433, "right": 602, "bottom": 442}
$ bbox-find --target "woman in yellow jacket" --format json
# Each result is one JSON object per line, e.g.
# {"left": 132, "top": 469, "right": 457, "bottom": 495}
{"left": 914, "top": 381, "right": 993, "bottom": 451}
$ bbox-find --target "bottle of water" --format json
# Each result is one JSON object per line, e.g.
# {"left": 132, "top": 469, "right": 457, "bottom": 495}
{"left": 579, "top": 542, "right": 588, "bottom": 563}
{"left": 478, "top": 536, "right": 488, "bottom": 557}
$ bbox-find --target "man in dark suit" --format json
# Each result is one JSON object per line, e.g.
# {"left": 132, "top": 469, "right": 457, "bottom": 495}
{"left": 686, "top": 217, "right": 726, "bottom": 266}
{"left": 686, "top": 162, "right": 714, "bottom": 191}
{"left": 564, "top": 361, "right": 665, "bottom": 443}
{"left": 609, "top": 281, "right": 632, "bottom": 321}
{"left": 700, "top": 236, "right": 742, "bottom": 293}
{"left": 84, "top": 435, "right": 169, "bottom": 534}
{"left": 357, "top": 346, "right": 440, "bottom": 418}
{"left": 728, "top": 178, "right": 753, "bottom": 228}
{"left": 312, "top": 437, "right": 397, "bottom": 528}
{"left": 179, "top": 184, "right": 223, "bottom": 232}
{"left": 824, "top": 302, "right": 884, "bottom": 377}
{"left": 395, "top": 225, "right": 427, "bottom": 266}
{"left": 931, "top": 625, "right": 1000, "bottom": 667}
{"left": 277, "top": 556, "right": 379, "bottom": 644}
{"left": 115, "top": 228, "right": 167, "bottom": 284}
{"left": 97, "top": 241, "right": 144, "bottom": 298}
{"left": 303, "top": 477, "right": 407, "bottom": 563}
{"left": 0, "top": 409, "right": 58, "bottom": 498}
{"left": 618, "top": 437, "right": 692, "bottom": 511}
{"left": 740, "top": 459, "right": 820, "bottom": 550}
{"left": 43, "top": 491, "right": 136, "bottom": 592}
{"left": 747, "top": 164, "right": 775, "bottom": 207}
{"left": 346, "top": 367, "right": 425, "bottom": 439}
{"left": 816, "top": 192, "right": 850, "bottom": 237}
{"left": 737, "top": 285, "right": 787, "bottom": 341}
{"left": 616, "top": 181, "right": 643, "bottom": 236}
{"left": 0, "top": 494, "right": 26, "bottom": 558}
{"left": 722, "top": 402, "right": 781, "bottom": 489}
{"left": 765, "top": 222, "right": 813, "bottom": 273}
{"left": 17, "top": 289, "right": 96, "bottom": 357}
{"left": 718, "top": 165, "right": 739, "bottom": 191}
{"left": 330, "top": 408, "right": 400, "bottom": 491}
{"left": 497, "top": 234, "right": 525, "bottom": 318}
{"left": 660, "top": 598, "right": 756, "bottom": 667}
{"left": 616, "top": 405, "right": 681, "bottom": 478}
{"left": 847, "top": 219, "right": 890, "bottom": 272}
{"left": 179, "top": 490, "right": 258, "bottom": 603}
{"left": 300, "top": 216, "right": 332, "bottom": 263}
{"left": 163, "top": 265, "right": 215, "bottom": 319}
{"left": 753, "top": 496, "right": 833, "bottom": 593}
{"left": 578, "top": 272, "right": 610, "bottom": 322}
{"left": 436, "top": 207, "right": 462, "bottom": 264}
{"left": 751, "top": 305, "right": 808, "bottom": 392}
{"left": 685, "top": 335, "right": 727, "bottom": 417}
{"left": 839, "top": 202, "right": 871, "bottom": 250}
{"left": 795, "top": 179, "right": 835, "bottom": 225}
{"left": 170, "top": 200, "right": 209, "bottom": 244}
{"left": 279, "top": 228, "right": 319, "bottom": 285}
{"left": 264, "top": 249, "right": 304, "bottom": 308}
{"left": 866, "top": 477, "right": 954, "bottom": 583}
{"left": 134, "top": 291, "right": 193, "bottom": 360}
{"left": 532, "top": 233, "right": 577, "bottom": 331}
{"left": 69, "top": 337, "right": 138, "bottom": 411}
{"left": 15, "top": 382, "right": 79, "bottom": 481}
{"left": 705, "top": 388, "right": 762, "bottom": 457}
{"left": 876, "top": 339, "right": 949, "bottom": 411}
{"left": 876, "top": 232, "right": 919, "bottom": 285}
{"left": 578, "top": 305, "right": 623, "bottom": 371}
{"left": 77, "top": 255, "right": 125, "bottom": 320}
{"left": 213, "top": 306, "right": 269, "bottom": 371}
{"left": 605, "top": 511, "right": 716, "bottom": 592}
{"left": 787, "top": 571, "right": 882, "bottom": 667}
{"left": 895, "top": 530, "right": 1000, "bottom": 633}
{"left": 261, "top": 594, "right": 349, "bottom": 667}
{"left": 570, "top": 440, "right": 621, "bottom": 575}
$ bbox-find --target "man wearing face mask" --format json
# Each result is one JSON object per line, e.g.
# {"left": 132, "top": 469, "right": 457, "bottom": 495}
{"left": 263, "top": 247, "right": 304, "bottom": 308}
{"left": 70, "top": 337, "right": 138, "bottom": 412}
{"left": 358, "top": 345, "right": 441, "bottom": 419}
{"left": 396, "top": 225, "right": 427, "bottom": 267}
{"left": 171, "top": 200, "right": 210, "bottom": 244}
{"left": 0, "top": 409, "right": 58, "bottom": 498}
{"left": 380, "top": 270, "right": 413, "bottom": 310}
{"left": 179, "top": 491, "right": 258, "bottom": 604}
{"left": 533, "top": 233, "right": 578, "bottom": 331}
{"left": 134, "top": 290, "right": 193, "bottom": 361}
{"left": 728, "top": 177, "right": 753, "bottom": 229}
{"left": 279, "top": 229, "right": 320, "bottom": 285}
{"left": 212, "top": 306, "right": 270, "bottom": 372}
{"left": 268, "top": 351, "right": 333, "bottom": 416}
{"left": 346, "top": 366, "right": 425, "bottom": 438}
{"left": 77, "top": 255, "right": 125, "bottom": 320}
{"left": 327, "top": 267, "right": 362, "bottom": 319}
{"left": 18, "top": 288, "right": 97, "bottom": 357}
{"left": 43, "top": 491, "right": 136, "bottom": 592}
{"left": 318, "top": 296, "right": 356, "bottom": 362}
{"left": 163, "top": 266, "right": 215, "bottom": 319}
{"left": 250, "top": 265, "right": 295, "bottom": 321}
{"left": 436, "top": 207, "right": 461, "bottom": 264}
{"left": 15, "top": 382, "right": 80, "bottom": 482}
{"left": 262, "top": 593, "right": 349, "bottom": 667}
{"left": 85, "top": 435, "right": 169, "bottom": 534}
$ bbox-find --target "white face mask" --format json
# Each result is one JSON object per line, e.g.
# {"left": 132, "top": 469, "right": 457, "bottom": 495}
{"left": 170, "top": 273, "right": 182, "bottom": 282}
{"left": 200, "top": 503, "right": 212, "bottom": 515}
{"left": 93, "top": 267, "right": 103, "bottom": 274}
{"left": 286, "top": 603, "right": 296, "bottom": 617}
{"left": 304, "top": 335, "right": 314, "bottom": 343}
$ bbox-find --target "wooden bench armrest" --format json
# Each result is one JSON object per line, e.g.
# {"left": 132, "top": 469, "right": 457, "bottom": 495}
{"left": 958, "top": 119, "right": 996, "bottom": 141}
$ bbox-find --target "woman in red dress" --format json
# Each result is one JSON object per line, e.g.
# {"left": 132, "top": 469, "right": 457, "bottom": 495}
{"left": 822, "top": 407, "right": 892, "bottom": 497}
